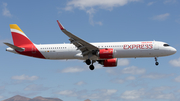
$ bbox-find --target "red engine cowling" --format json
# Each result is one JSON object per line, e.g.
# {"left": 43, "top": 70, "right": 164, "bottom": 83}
{"left": 97, "top": 48, "right": 114, "bottom": 59}
{"left": 103, "top": 58, "right": 118, "bottom": 67}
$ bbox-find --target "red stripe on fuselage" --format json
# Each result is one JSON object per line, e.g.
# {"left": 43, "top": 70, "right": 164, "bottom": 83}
{"left": 12, "top": 32, "right": 45, "bottom": 59}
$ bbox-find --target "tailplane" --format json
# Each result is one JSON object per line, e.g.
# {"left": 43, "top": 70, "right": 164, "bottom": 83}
{"left": 4, "top": 42, "right": 24, "bottom": 52}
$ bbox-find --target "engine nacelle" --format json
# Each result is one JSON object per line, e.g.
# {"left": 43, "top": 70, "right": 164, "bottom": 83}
{"left": 98, "top": 58, "right": 118, "bottom": 67}
{"left": 97, "top": 48, "right": 115, "bottom": 59}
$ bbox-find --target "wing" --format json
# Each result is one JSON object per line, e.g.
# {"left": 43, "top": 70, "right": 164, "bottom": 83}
{"left": 57, "top": 20, "right": 99, "bottom": 56}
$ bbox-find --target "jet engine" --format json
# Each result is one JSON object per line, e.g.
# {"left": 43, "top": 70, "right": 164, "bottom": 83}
{"left": 96, "top": 48, "right": 115, "bottom": 59}
{"left": 98, "top": 58, "right": 117, "bottom": 67}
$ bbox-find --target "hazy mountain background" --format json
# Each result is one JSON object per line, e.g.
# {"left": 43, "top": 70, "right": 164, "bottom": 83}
{"left": 2, "top": 95, "right": 91, "bottom": 101}
{"left": 3, "top": 95, "right": 63, "bottom": 101}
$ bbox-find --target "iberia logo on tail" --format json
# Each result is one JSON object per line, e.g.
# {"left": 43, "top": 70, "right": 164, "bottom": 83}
{"left": 9, "top": 24, "right": 45, "bottom": 59}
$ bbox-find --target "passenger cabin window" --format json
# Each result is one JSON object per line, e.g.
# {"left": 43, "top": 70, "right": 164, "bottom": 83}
{"left": 164, "top": 44, "right": 170, "bottom": 47}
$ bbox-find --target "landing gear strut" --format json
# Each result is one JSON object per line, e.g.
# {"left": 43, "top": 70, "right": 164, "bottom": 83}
{"left": 155, "top": 57, "right": 159, "bottom": 66}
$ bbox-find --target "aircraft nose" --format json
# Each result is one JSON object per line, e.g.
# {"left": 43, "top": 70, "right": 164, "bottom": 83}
{"left": 170, "top": 47, "right": 177, "bottom": 54}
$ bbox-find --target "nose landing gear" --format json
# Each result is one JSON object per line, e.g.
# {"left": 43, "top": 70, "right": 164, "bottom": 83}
{"left": 155, "top": 57, "right": 159, "bottom": 66}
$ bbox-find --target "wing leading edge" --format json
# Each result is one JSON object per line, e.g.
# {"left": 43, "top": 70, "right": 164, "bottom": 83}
{"left": 57, "top": 20, "right": 99, "bottom": 56}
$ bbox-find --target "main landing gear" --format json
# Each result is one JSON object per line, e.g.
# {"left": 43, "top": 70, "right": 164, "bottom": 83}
{"left": 85, "top": 59, "right": 95, "bottom": 70}
{"left": 89, "top": 65, "right": 94, "bottom": 70}
{"left": 85, "top": 59, "right": 91, "bottom": 65}
{"left": 155, "top": 57, "right": 159, "bottom": 66}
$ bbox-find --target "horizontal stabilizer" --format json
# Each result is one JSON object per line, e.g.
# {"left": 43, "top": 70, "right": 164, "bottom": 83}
{"left": 4, "top": 42, "right": 24, "bottom": 52}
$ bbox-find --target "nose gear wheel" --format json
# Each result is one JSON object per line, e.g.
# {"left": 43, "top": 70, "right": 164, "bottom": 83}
{"left": 155, "top": 57, "right": 159, "bottom": 66}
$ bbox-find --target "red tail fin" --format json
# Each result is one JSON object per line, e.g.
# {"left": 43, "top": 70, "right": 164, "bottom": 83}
{"left": 9, "top": 24, "right": 45, "bottom": 59}
{"left": 10, "top": 24, "right": 33, "bottom": 47}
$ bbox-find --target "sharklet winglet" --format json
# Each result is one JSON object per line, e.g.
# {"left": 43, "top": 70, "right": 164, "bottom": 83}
{"left": 57, "top": 20, "right": 65, "bottom": 30}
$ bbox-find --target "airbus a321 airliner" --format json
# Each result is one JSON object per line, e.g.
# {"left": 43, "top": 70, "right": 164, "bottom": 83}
{"left": 4, "top": 20, "right": 177, "bottom": 70}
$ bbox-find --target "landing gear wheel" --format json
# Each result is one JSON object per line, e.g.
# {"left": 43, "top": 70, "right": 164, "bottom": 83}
{"left": 89, "top": 65, "right": 94, "bottom": 70}
{"left": 155, "top": 62, "right": 159, "bottom": 66}
{"left": 154, "top": 57, "right": 159, "bottom": 66}
{"left": 85, "top": 59, "right": 91, "bottom": 65}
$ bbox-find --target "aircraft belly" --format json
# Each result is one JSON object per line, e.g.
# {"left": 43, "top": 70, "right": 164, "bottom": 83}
{"left": 41, "top": 52, "right": 58, "bottom": 59}
{"left": 152, "top": 50, "right": 168, "bottom": 57}
{"left": 115, "top": 49, "right": 154, "bottom": 58}
{"left": 56, "top": 50, "right": 80, "bottom": 59}
{"left": 39, "top": 48, "right": 82, "bottom": 60}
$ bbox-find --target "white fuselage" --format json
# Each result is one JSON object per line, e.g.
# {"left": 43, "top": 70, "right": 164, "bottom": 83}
{"left": 7, "top": 41, "right": 176, "bottom": 60}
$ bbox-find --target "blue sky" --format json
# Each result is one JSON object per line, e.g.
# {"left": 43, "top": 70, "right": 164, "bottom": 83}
{"left": 1, "top": 0, "right": 180, "bottom": 101}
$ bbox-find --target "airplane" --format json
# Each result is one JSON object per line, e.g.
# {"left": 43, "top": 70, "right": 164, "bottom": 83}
{"left": 4, "top": 20, "right": 177, "bottom": 70}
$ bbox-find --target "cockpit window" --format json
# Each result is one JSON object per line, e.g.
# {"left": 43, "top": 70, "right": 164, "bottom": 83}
{"left": 163, "top": 44, "right": 170, "bottom": 46}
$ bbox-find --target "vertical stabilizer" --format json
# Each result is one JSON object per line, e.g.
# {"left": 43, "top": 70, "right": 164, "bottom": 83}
{"left": 8, "top": 24, "right": 45, "bottom": 59}
{"left": 10, "top": 24, "right": 33, "bottom": 46}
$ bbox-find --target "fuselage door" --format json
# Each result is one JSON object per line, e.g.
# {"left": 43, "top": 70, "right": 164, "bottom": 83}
{"left": 32, "top": 45, "right": 36, "bottom": 53}
{"left": 154, "top": 43, "right": 159, "bottom": 50}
